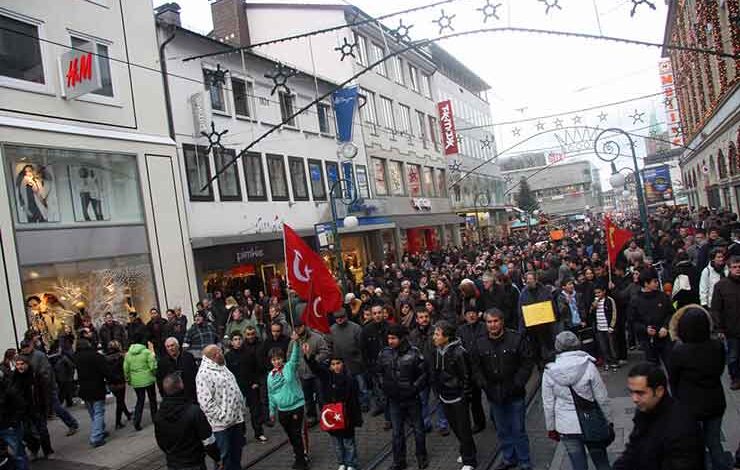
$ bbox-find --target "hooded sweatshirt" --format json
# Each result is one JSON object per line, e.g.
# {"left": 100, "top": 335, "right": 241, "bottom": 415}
{"left": 195, "top": 355, "right": 245, "bottom": 432}
{"left": 541, "top": 350, "right": 612, "bottom": 434}
{"left": 123, "top": 343, "right": 157, "bottom": 388}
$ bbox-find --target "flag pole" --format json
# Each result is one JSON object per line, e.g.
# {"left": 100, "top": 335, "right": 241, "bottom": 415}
{"left": 282, "top": 224, "right": 295, "bottom": 330}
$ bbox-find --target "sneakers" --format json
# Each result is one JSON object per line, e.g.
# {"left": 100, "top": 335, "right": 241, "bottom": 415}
{"left": 91, "top": 440, "right": 106, "bottom": 448}
{"left": 66, "top": 427, "right": 79, "bottom": 436}
{"left": 256, "top": 435, "right": 268, "bottom": 443}
{"left": 461, "top": 466, "right": 475, "bottom": 470}
{"left": 337, "top": 465, "right": 346, "bottom": 470}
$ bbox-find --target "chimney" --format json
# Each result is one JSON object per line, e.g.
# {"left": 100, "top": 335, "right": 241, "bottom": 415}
{"left": 154, "top": 2, "right": 182, "bottom": 27}
{"left": 211, "top": 0, "right": 250, "bottom": 46}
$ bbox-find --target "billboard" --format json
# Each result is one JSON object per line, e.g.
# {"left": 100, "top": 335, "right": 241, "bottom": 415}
{"left": 642, "top": 164, "right": 674, "bottom": 205}
{"left": 437, "top": 100, "right": 459, "bottom": 156}
{"left": 659, "top": 59, "right": 684, "bottom": 148}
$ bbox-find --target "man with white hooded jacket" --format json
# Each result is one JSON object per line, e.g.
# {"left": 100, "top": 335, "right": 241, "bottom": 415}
{"left": 542, "top": 331, "right": 612, "bottom": 470}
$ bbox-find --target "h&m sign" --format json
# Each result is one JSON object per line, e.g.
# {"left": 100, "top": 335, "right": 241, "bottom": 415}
{"left": 60, "top": 42, "right": 102, "bottom": 100}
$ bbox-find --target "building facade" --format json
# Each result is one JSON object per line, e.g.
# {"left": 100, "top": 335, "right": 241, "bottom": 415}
{"left": 0, "top": 0, "right": 193, "bottom": 350}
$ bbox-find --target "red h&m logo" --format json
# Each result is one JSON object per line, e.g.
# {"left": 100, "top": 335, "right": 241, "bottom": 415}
{"left": 66, "top": 52, "right": 94, "bottom": 88}
{"left": 437, "top": 100, "right": 459, "bottom": 156}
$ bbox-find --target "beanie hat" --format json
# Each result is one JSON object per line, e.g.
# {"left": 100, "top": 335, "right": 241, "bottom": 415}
{"left": 554, "top": 331, "right": 581, "bottom": 353}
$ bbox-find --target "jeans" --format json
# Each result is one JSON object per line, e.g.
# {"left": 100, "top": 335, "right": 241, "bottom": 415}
{"left": 332, "top": 434, "right": 358, "bottom": 468}
{"left": 0, "top": 425, "right": 28, "bottom": 470}
{"left": 641, "top": 336, "right": 672, "bottom": 369}
{"left": 278, "top": 407, "right": 306, "bottom": 467}
{"left": 701, "top": 416, "right": 730, "bottom": 470}
{"left": 469, "top": 384, "right": 486, "bottom": 429}
{"left": 726, "top": 337, "right": 739, "bottom": 381}
{"left": 85, "top": 400, "right": 106, "bottom": 445}
{"left": 245, "top": 385, "right": 264, "bottom": 436}
{"left": 354, "top": 373, "right": 369, "bottom": 409}
{"left": 369, "top": 371, "right": 386, "bottom": 413}
{"left": 419, "top": 387, "right": 448, "bottom": 430}
{"left": 23, "top": 415, "right": 52, "bottom": 455}
{"left": 489, "top": 399, "right": 531, "bottom": 468}
{"left": 111, "top": 387, "right": 131, "bottom": 425}
{"left": 443, "top": 401, "right": 477, "bottom": 467}
{"left": 388, "top": 399, "right": 427, "bottom": 466}
{"left": 51, "top": 388, "right": 79, "bottom": 430}
{"left": 300, "top": 377, "right": 320, "bottom": 420}
{"left": 594, "top": 330, "right": 616, "bottom": 365}
{"left": 561, "top": 434, "right": 611, "bottom": 470}
{"left": 213, "top": 424, "right": 245, "bottom": 470}
{"left": 133, "top": 384, "right": 158, "bottom": 427}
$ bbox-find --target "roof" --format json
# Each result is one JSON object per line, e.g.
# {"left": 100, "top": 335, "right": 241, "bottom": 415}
{"left": 426, "top": 43, "right": 490, "bottom": 93}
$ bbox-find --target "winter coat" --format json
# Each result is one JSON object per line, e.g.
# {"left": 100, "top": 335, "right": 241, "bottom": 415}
{"left": 99, "top": 321, "right": 127, "bottom": 351}
{"left": 668, "top": 306, "right": 726, "bottom": 420}
{"left": 0, "top": 375, "right": 24, "bottom": 429}
{"left": 196, "top": 355, "right": 245, "bottom": 432}
{"left": 127, "top": 319, "right": 150, "bottom": 347}
{"left": 287, "top": 329, "right": 329, "bottom": 380}
{"left": 10, "top": 365, "right": 49, "bottom": 418}
{"left": 157, "top": 351, "right": 198, "bottom": 402}
{"left": 154, "top": 395, "right": 219, "bottom": 469}
{"left": 457, "top": 320, "right": 486, "bottom": 351}
{"left": 408, "top": 324, "right": 434, "bottom": 371}
{"left": 361, "top": 321, "right": 388, "bottom": 367}
{"left": 542, "top": 350, "right": 612, "bottom": 435}
{"left": 377, "top": 339, "right": 427, "bottom": 401}
{"left": 123, "top": 343, "right": 157, "bottom": 388}
{"left": 147, "top": 317, "right": 169, "bottom": 354}
{"left": 711, "top": 275, "right": 740, "bottom": 338}
{"left": 224, "top": 318, "right": 250, "bottom": 339}
{"left": 52, "top": 351, "right": 75, "bottom": 383}
{"left": 629, "top": 289, "right": 674, "bottom": 334}
{"left": 471, "top": 329, "right": 533, "bottom": 405}
{"left": 518, "top": 282, "right": 556, "bottom": 332}
{"left": 104, "top": 351, "right": 126, "bottom": 388}
{"left": 225, "top": 340, "right": 262, "bottom": 395}
{"left": 267, "top": 342, "right": 305, "bottom": 417}
{"left": 699, "top": 263, "right": 728, "bottom": 307}
{"left": 430, "top": 339, "right": 471, "bottom": 403}
{"left": 435, "top": 290, "right": 460, "bottom": 325}
{"left": 74, "top": 342, "right": 111, "bottom": 402}
{"left": 306, "top": 356, "right": 363, "bottom": 437}
{"left": 330, "top": 320, "right": 365, "bottom": 375}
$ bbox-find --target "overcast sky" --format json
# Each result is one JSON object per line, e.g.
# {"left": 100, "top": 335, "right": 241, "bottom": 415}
{"left": 154, "top": 0, "right": 670, "bottom": 187}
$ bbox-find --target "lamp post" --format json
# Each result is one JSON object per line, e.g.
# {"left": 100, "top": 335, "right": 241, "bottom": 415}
{"left": 472, "top": 192, "right": 489, "bottom": 243}
{"left": 521, "top": 208, "right": 540, "bottom": 237}
{"left": 594, "top": 128, "right": 652, "bottom": 256}
{"left": 328, "top": 178, "right": 359, "bottom": 294}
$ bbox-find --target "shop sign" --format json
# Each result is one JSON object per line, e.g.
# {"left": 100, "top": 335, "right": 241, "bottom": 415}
{"left": 190, "top": 92, "right": 210, "bottom": 137}
{"left": 411, "top": 198, "right": 432, "bottom": 211}
{"left": 235, "top": 246, "right": 265, "bottom": 263}
{"left": 437, "top": 100, "right": 459, "bottom": 156}
{"left": 61, "top": 43, "right": 102, "bottom": 100}
{"left": 659, "top": 58, "right": 684, "bottom": 148}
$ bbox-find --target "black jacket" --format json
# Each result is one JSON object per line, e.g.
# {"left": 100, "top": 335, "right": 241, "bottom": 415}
{"left": 157, "top": 351, "right": 197, "bottom": 402}
{"left": 154, "top": 395, "right": 220, "bottom": 469}
{"left": 629, "top": 289, "right": 674, "bottom": 333}
{"left": 104, "top": 351, "right": 126, "bottom": 387}
{"left": 147, "top": 317, "right": 170, "bottom": 354}
{"left": 0, "top": 374, "right": 24, "bottom": 429}
{"left": 10, "top": 365, "right": 48, "bottom": 418}
{"left": 74, "top": 343, "right": 111, "bottom": 402}
{"left": 377, "top": 339, "right": 427, "bottom": 401}
{"left": 225, "top": 341, "right": 262, "bottom": 395}
{"left": 430, "top": 339, "right": 471, "bottom": 403}
{"left": 98, "top": 321, "right": 127, "bottom": 351}
{"left": 457, "top": 320, "right": 486, "bottom": 351}
{"left": 711, "top": 275, "right": 740, "bottom": 338}
{"left": 361, "top": 321, "right": 388, "bottom": 367}
{"left": 471, "top": 329, "right": 533, "bottom": 404}
{"left": 127, "top": 319, "right": 149, "bottom": 347}
{"left": 613, "top": 396, "right": 705, "bottom": 470}
{"left": 408, "top": 324, "right": 434, "bottom": 369}
{"left": 306, "top": 357, "right": 363, "bottom": 437}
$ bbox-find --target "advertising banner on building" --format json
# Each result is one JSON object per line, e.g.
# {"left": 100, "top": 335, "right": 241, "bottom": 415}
{"left": 642, "top": 164, "right": 675, "bottom": 205}
{"left": 332, "top": 86, "right": 359, "bottom": 143}
{"left": 658, "top": 59, "right": 684, "bottom": 148}
{"left": 437, "top": 100, "right": 459, "bottom": 156}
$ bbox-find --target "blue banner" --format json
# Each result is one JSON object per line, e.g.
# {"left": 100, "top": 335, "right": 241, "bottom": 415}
{"left": 642, "top": 164, "right": 674, "bottom": 205}
{"left": 342, "top": 161, "right": 354, "bottom": 199}
{"left": 332, "top": 86, "right": 359, "bottom": 143}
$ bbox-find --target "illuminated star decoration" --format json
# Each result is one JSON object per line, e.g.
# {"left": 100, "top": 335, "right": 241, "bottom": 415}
{"left": 433, "top": 9, "right": 456, "bottom": 35}
{"left": 597, "top": 112, "right": 608, "bottom": 122}
{"left": 477, "top": 0, "right": 502, "bottom": 22}
{"left": 481, "top": 136, "right": 493, "bottom": 149}
{"left": 456, "top": 134, "right": 463, "bottom": 144}
{"left": 390, "top": 19, "right": 414, "bottom": 43}
{"left": 201, "top": 121, "right": 229, "bottom": 155}
{"left": 663, "top": 95, "right": 674, "bottom": 108}
{"left": 630, "top": 0, "right": 656, "bottom": 18}
{"left": 539, "top": 0, "right": 562, "bottom": 14}
{"left": 205, "top": 64, "right": 228, "bottom": 87}
{"left": 448, "top": 159, "right": 463, "bottom": 173}
{"left": 512, "top": 127, "right": 521, "bottom": 137}
{"left": 536, "top": 121, "right": 545, "bottom": 131}
{"left": 629, "top": 109, "right": 645, "bottom": 125}
{"left": 672, "top": 124, "right": 683, "bottom": 136}
{"left": 504, "top": 175, "right": 514, "bottom": 184}
{"left": 553, "top": 118, "right": 564, "bottom": 128}
{"left": 264, "top": 63, "right": 298, "bottom": 95}
{"left": 334, "top": 38, "right": 358, "bottom": 61}
{"left": 572, "top": 115, "right": 582, "bottom": 125}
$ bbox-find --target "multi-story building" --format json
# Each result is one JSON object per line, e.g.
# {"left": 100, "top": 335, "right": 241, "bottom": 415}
{"left": 0, "top": 0, "right": 193, "bottom": 350}
{"left": 663, "top": 0, "right": 740, "bottom": 211}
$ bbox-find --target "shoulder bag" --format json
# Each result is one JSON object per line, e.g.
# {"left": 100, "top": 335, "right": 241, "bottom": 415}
{"left": 568, "top": 383, "right": 615, "bottom": 446}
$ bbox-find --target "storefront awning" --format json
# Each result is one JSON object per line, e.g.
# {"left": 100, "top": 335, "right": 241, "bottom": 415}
{"left": 390, "top": 213, "right": 465, "bottom": 229}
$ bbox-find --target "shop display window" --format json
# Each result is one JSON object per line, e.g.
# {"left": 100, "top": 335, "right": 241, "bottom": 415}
{"left": 406, "top": 164, "right": 421, "bottom": 197}
{"left": 388, "top": 160, "right": 405, "bottom": 196}
{"left": 371, "top": 158, "right": 388, "bottom": 196}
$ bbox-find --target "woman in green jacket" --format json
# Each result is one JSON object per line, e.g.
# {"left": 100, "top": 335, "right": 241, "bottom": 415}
{"left": 123, "top": 342, "right": 157, "bottom": 431}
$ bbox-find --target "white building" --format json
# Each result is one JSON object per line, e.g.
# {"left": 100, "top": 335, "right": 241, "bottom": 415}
{"left": 0, "top": 0, "right": 193, "bottom": 350}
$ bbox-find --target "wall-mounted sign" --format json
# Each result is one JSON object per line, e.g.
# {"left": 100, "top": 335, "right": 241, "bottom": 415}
{"left": 658, "top": 58, "right": 684, "bottom": 148}
{"left": 61, "top": 43, "right": 102, "bottom": 100}
{"left": 190, "top": 92, "right": 210, "bottom": 137}
{"left": 235, "top": 246, "right": 265, "bottom": 263}
{"left": 437, "top": 100, "right": 459, "bottom": 156}
{"left": 642, "top": 164, "right": 674, "bottom": 205}
{"left": 411, "top": 198, "right": 432, "bottom": 211}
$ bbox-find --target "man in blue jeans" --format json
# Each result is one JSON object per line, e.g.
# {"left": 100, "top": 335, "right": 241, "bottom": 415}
{"left": 471, "top": 309, "right": 534, "bottom": 470}
{"left": 0, "top": 368, "right": 28, "bottom": 470}
{"left": 711, "top": 255, "right": 740, "bottom": 390}
{"left": 74, "top": 338, "right": 112, "bottom": 447}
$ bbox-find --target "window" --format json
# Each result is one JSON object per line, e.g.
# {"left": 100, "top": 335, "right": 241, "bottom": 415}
{"left": 354, "top": 33, "right": 368, "bottom": 65}
{"left": 243, "top": 152, "right": 267, "bottom": 200}
{"left": 317, "top": 103, "right": 332, "bottom": 134}
{"left": 423, "top": 167, "right": 435, "bottom": 196}
{"left": 406, "top": 164, "right": 422, "bottom": 197}
{"left": 307, "top": 159, "right": 326, "bottom": 201}
{"left": 371, "top": 158, "right": 388, "bottom": 196}
{"left": 356, "top": 165, "right": 371, "bottom": 199}
{"left": 408, "top": 64, "right": 419, "bottom": 92}
{"left": 371, "top": 43, "right": 386, "bottom": 76}
{"left": 212, "top": 148, "right": 242, "bottom": 201}
{"left": 428, "top": 115, "right": 439, "bottom": 150}
{"left": 279, "top": 92, "right": 296, "bottom": 127}
{"left": 380, "top": 96, "right": 395, "bottom": 130}
{"left": 416, "top": 110, "right": 427, "bottom": 142}
{"left": 182, "top": 144, "right": 214, "bottom": 201}
{"left": 394, "top": 57, "right": 406, "bottom": 85}
{"left": 436, "top": 168, "right": 447, "bottom": 197}
{"left": 232, "top": 77, "right": 253, "bottom": 117}
{"left": 288, "top": 157, "right": 309, "bottom": 201}
{"left": 0, "top": 14, "right": 44, "bottom": 84}
{"left": 71, "top": 37, "right": 112, "bottom": 97}
{"left": 398, "top": 104, "right": 412, "bottom": 135}
{"left": 266, "top": 154, "right": 289, "bottom": 201}
{"left": 421, "top": 74, "right": 432, "bottom": 99}
{"left": 360, "top": 89, "right": 377, "bottom": 125}
{"left": 203, "top": 68, "right": 226, "bottom": 112}
{"left": 325, "top": 161, "right": 340, "bottom": 198}
{"left": 388, "top": 160, "right": 405, "bottom": 196}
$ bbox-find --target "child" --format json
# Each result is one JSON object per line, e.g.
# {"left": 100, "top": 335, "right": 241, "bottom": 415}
{"left": 305, "top": 352, "right": 363, "bottom": 470}
{"left": 267, "top": 332, "right": 307, "bottom": 469}
{"left": 590, "top": 284, "right": 618, "bottom": 371}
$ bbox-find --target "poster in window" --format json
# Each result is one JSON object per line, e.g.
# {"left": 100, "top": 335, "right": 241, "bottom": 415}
{"left": 14, "top": 163, "right": 60, "bottom": 223}
{"left": 356, "top": 165, "right": 370, "bottom": 199}
{"left": 69, "top": 165, "right": 111, "bottom": 221}
{"left": 372, "top": 159, "right": 387, "bottom": 196}
{"left": 407, "top": 164, "right": 421, "bottom": 197}
{"left": 388, "top": 161, "right": 404, "bottom": 195}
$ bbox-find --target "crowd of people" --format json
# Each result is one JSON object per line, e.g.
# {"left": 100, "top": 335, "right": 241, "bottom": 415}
{"left": 0, "top": 205, "right": 739, "bottom": 470}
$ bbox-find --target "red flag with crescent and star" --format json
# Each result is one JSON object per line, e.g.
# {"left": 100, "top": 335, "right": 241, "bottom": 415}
{"left": 283, "top": 223, "right": 341, "bottom": 333}
{"left": 319, "top": 402, "right": 346, "bottom": 431}
{"left": 604, "top": 216, "right": 633, "bottom": 267}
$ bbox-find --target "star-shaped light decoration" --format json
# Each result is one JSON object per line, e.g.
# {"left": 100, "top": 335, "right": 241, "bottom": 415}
{"left": 512, "top": 127, "right": 521, "bottom": 137}
{"left": 630, "top": 0, "right": 656, "bottom": 18}
{"left": 201, "top": 121, "right": 229, "bottom": 156}
{"left": 477, "top": 0, "right": 502, "bottom": 23}
{"left": 433, "top": 9, "right": 456, "bottom": 35}
{"left": 205, "top": 64, "right": 228, "bottom": 87}
{"left": 390, "top": 19, "right": 414, "bottom": 43}
{"left": 629, "top": 109, "right": 645, "bottom": 125}
{"left": 553, "top": 118, "right": 564, "bottom": 128}
{"left": 536, "top": 121, "right": 545, "bottom": 131}
{"left": 597, "top": 112, "right": 608, "bottom": 122}
{"left": 572, "top": 115, "right": 582, "bottom": 125}
{"left": 264, "top": 63, "right": 298, "bottom": 96}
{"left": 671, "top": 124, "right": 683, "bottom": 136}
{"left": 504, "top": 175, "right": 514, "bottom": 184}
{"left": 663, "top": 95, "right": 674, "bottom": 108}
{"left": 481, "top": 136, "right": 493, "bottom": 149}
{"left": 448, "top": 159, "right": 463, "bottom": 173}
{"left": 539, "top": 0, "right": 562, "bottom": 15}
{"left": 334, "top": 37, "right": 358, "bottom": 61}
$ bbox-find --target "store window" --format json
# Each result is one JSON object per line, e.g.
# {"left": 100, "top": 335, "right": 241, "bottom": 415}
{"left": 406, "top": 164, "right": 422, "bottom": 197}
{"left": 388, "top": 160, "right": 405, "bottom": 196}
{"left": 4, "top": 144, "right": 144, "bottom": 224}
{"left": 436, "top": 168, "right": 447, "bottom": 197}
{"left": 288, "top": 156, "right": 309, "bottom": 201}
{"left": 308, "top": 159, "right": 326, "bottom": 201}
{"left": 0, "top": 14, "right": 45, "bottom": 84}
{"left": 232, "top": 77, "right": 253, "bottom": 118}
{"left": 279, "top": 92, "right": 296, "bottom": 127}
{"left": 326, "top": 161, "right": 340, "bottom": 198}
{"left": 213, "top": 148, "right": 242, "bottom": 201}
{"left": 203, "top": 69, "right": 226, "bottom": 112}
{"left": 266, "top": 154, "right": 289, "bottom": 201}
{"left": 356, "top": 165, "right": 371, "bottom": 199}
{"left": 70, "top": 37, "right": 113, "bottom": 97}
{"left": 422, "top": 166, "right": 435, "bottom": 196}
{"left": 182, "top": 144, "right": 214, "bottom": 201}
{"left": 243, "top": 151, "right": 267, "bottom": 201}
{"left": 371, "top": 158, "right": 388, "bottom": 196}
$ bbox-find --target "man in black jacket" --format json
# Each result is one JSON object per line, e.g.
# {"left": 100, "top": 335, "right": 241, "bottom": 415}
{"left": 378, "top": 324, "right": 428, "bottom": 470}
{"left": 147, "top": 308, "right": 169, "bottom": 358}
{"left": 712, "top": 255, "right": 740, "bottom": 389}
{"left": 157, "top": 337, "right": 197, "bottom": 402}
{"left": 0, "top": 369, "right": 26, "bottom": 470}
{"left": 431, "top": 321, "right": 476, "bottom": 470}
{"left": 74, "top": 338, "right": 112, "bottom": 447}
{"left": 362, "top": 305, "right": 389, "bottom": 417}
{"left": 154, "top": 372, "right": 222, "bottom": 470}
{"left": 225, "top": 329, "right": 266, "bottom": 442}
{"left": 614, "top": 363, "right": 704, "bottom": 470}
{"left": 409, "top": 309, "right": 448, "bottom": 435}
{"left": 471, "top": 309, "right": 534, "bottom": 470}
{"left": 457, "top": 309, "right": 487, "bottom": 434}
{"left": 518, "top": 271, "right": 557, "bottom": 368}
{"left": 628, "top": 269, "right": 675, "bottom": 367}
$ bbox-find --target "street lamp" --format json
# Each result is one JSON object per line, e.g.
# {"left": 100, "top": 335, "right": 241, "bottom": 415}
{"left": 522, "top": 208, "right": 540, "bottom": 237}
{"left": 328, "top": 178, "right": 359, "bottom": 294}
{"left": 594, "top": 128, "right": 652, "bottom": 256}
{"left": 472, "top": 192, "right": 489, "bottom": 242}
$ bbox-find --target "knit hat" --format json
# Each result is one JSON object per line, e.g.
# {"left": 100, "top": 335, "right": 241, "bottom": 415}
{"left": 344, "top": 293, "right": 356, "bottom": 305}
{"left": 554, "top": 331, "right": 581, "bottom": 353}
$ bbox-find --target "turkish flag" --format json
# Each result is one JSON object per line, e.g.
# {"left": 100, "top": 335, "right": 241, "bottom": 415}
{"left": 283, "top": 224, "right": 341, "bottom": 333}
{"left": 320, "top": 402, "right": 346, "bottom": 431}
{"left": 604, "top": 216, "right": 633, "bottom": 266}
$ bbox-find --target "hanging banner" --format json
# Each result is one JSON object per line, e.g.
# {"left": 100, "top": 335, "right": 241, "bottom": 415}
{"left": 332, "top": 85, "right": 359, "bottom": 143}
{"left": 437, "top": 100, "right": 459, "bottom": 156}
{"left": 658, "top": 59, "right": 684, "bottom": 148}
{"left": 642, "top": 164, "right": 675, "bottom": 205}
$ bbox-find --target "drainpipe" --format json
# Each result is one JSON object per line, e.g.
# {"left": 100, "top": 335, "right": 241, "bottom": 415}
{"left": 159, "top": 25, "right": 177, "bottom": 140}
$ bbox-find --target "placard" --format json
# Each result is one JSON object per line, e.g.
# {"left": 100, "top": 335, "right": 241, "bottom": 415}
{"left": 522, "top": 301, "right": 556, "bottom": 327}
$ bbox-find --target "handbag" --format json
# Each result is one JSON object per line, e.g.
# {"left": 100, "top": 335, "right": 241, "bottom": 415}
{"left": 568, "top": 384, "right": 615, "bottom": 446}
{"left": 319, "top": 402, "right": 346, "bottom": 432}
